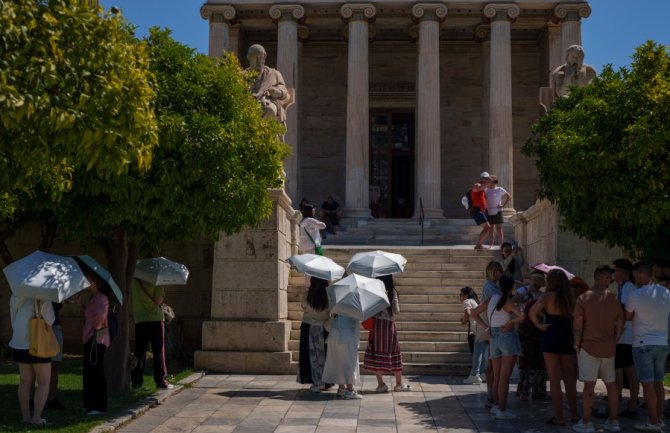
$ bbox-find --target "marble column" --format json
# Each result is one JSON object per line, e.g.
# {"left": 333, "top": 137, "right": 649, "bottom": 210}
{"left": 553, "top": 3, "right": 592, "bottom": 60}
{"left": 341, "top": 3, "right": 376, "bottom": 219}
{"left": 200, "top": 5, "right": 236, "bottom": 58}
{"left": 475, "top": 24, "right": 490, "bottom": 172}
{"left": 412, "top": 3, "right": 447, "bottom": 219}
{"left": 546, "top": 21, "right": 562, "bottom": 80}
{"left": 270, "top": 4, "right": 305, "bottom": 203}
{"left": 484, "top": 3, "right": 519, "bottom": 213}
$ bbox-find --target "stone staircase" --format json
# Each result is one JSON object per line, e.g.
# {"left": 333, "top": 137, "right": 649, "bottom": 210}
{"left": 287, "top": 246, "right": 500, "bottom": 375}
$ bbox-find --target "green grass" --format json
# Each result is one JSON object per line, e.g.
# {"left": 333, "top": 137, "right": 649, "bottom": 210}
{"left": 0, "top": 356, "right": 192, "bottom": 433}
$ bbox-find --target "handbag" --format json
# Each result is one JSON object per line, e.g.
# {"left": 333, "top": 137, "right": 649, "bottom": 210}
{"left": 303, "top": 227, "right": 324, "bottom": 256}
{"left": 29, "top": 299, "right": 60, "bottom": 358}
{"left": 138, "top": 281, "right": 175, "bottom": 324}
{"left": 362, "top": 317, "right": 375, "bottom": 332}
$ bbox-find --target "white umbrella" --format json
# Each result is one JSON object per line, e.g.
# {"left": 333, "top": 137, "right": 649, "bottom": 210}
{"left": 288, "top": 254, "right": 345, "bottom": 281}
{"left": 346, "top": 250, "right": 407, "bottom": 278}
{"left": 326, "top": 274, "right": 390, "bottom": 321}
{"left": 77, "top": 255, "right": 123, "bottom": 305}
{"left": 3, "top": 251, "right": 90, "bottom": 302}
{"left": 134, "top": 257, "right": 189, "bottom": 285}
{"left": 532, "top": 263, "right": 575, "bottom": 280}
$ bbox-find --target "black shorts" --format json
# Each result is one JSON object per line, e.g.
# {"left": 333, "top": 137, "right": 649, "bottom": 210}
{"left": 615, "top": 344, "right": 634, "bottom": 369}
{"left": 471, "top": 208, "right": 488, "bottom": 226}
{"left": 486, "top": 212, "right": 504, "bottom": 225}
{"left": 12, "top": 348, "right": 51, "bottom": 364}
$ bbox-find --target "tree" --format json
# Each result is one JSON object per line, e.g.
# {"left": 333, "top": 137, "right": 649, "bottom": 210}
{"left": 523, "top": 41, "right": 670, "bottom": 260}
{"left": 54, "top": 29, "right": 289, "bottom": 392}
{"left": 0, "top": 0, "right": 157, "bottom": 261}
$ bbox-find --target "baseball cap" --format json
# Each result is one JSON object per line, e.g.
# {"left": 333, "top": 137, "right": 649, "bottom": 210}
{"left": 479, "top": 171, "right": 491, "bottom": 178}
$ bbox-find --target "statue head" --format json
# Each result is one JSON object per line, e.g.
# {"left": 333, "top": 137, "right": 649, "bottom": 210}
{"left": 565, "top": 45, "right": 585, "bottom": 70}
{"left": 247, "top": 44, "right": 267, "bottom": 71}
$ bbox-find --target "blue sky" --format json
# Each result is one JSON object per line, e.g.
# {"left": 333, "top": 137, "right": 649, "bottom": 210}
{"left": 100, "top": 0, "right": 669, "bottom": 73}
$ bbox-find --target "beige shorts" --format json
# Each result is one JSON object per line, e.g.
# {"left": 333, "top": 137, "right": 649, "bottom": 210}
{"left": 578, "top": 349, "right": 615, "bottom": 383}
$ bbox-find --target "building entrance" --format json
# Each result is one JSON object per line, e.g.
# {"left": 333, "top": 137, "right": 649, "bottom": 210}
{"left": 369, "top": 111, "right": 415, "bottom": 218}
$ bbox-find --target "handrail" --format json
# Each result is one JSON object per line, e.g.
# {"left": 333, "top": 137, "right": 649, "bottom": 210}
{"left": 418, "top": 197, "right": 424, "bottom": 246}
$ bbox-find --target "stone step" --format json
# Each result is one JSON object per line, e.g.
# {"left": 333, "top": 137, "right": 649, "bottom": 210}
{"left": 288, "top": 361, "right": 471, "bottom": 376}
{"left": 287, "top": 302, "right": 463, "bottom": 314}
{"left": 289, "top": 349, "right": 471, "bottom": 364}
{"left": 288, "top": 329, "right": 467, "bottom": 343}
{"left": 287, "top": 339, "right": 467, "bottom": 352}
{"left": 287, "top": 310, "right": 463, "bottom": 322}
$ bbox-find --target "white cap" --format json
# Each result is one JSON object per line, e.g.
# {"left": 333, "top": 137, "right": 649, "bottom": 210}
{"left": 479, "top": 171, "right": 491, "bottom": 178}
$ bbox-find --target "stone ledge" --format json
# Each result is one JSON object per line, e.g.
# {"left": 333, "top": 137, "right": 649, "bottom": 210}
{"left": 194, "top": 350, "right": 291, "bottom": 374}
{"left": 201, "top": 320, "right": 290, "bottom": 351}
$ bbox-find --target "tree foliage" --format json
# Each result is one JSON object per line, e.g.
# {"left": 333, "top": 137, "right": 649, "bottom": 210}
{"left": 0, "top": 0, "right": 157, "bottom": 219}
{"left": 523, "top": 41, "right": 670, "bottom": 259}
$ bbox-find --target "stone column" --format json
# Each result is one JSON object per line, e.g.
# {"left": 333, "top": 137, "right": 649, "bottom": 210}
{"left": 341, "top": 3, "right": 376, "bottom": 219}
{"left": 547, "top": 21, "right": 562, "bottom": 78}
{"left": 475, "top": 24, "right": 490, "bottom": 171}
{"left": 412, "top": 3, "right": 447, "bottom": 219}
{"left": 200, "top": 5, "right": 236, "bottom": 58}
{"left": 553, "top": 3, "right": 591, "bottom": 60}
{"left": 484, "top": 3, "right": 519, "bottom": 214}
{"left": 270, "top": 5, "right": 305, "bottom": 203}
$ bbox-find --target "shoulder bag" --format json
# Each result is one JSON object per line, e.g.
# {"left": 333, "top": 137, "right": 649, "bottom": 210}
{"left": 303, "top": 227, "right": 324, "bottom": 256}
{"left": 29, "top": 299, "right": 60, "bottom": 358}
{"left": 138, "top": 281, "right": 175, "bottom": 324}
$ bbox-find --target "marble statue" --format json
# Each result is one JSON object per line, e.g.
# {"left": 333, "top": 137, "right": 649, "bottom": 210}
{"left": 245, "top": 44, "right": 291, "bottom": 123}
{"left": 551, "top": 45, "right": 597, "bottom": 98}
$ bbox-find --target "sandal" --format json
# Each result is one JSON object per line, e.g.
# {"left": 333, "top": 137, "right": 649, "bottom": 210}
{"left": 394, "top": 384, "right": 411, "bottom": 392}
{"left": 31, "top": 419, "right": 49, "bottom": 427}
{"left": 375, "top": 384, "right": 389, "bottom": 393}
{"left": 546, "top": 417, "right": 565, "bottom": 426}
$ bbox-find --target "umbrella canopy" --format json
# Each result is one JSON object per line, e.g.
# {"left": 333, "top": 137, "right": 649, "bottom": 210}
{"left": 77, "top": 255, "right": 123, "bottom": 305}
{"left": 134, "top": 257, "right": 189, "bottom": 286}
{"left": 531, "top": 263, "right": 575, "bottom": 280}
{"left": 3, "top": 251, "right": 90, "bottom": 302}
{"left": 326, "top": 273, "right": 390, "bottom": 321}
{"left": 288, "top": 254, "right": 345, "bottom": 281}
{"left": 346, "top": 250, "right": 407, "bottom": 278}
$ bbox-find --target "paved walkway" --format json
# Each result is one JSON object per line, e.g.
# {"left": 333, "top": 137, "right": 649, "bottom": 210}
{"left": 116, "top": 375, "right": 647, "bottom": 433}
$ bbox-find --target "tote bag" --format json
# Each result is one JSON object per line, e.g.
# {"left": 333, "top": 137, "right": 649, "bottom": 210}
{"left": 29, "top": 299, "right": 60, "bottom": 358}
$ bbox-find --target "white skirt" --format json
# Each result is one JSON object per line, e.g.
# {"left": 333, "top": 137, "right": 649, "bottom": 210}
{"left": 322, "top": 325, "right": 360, "bottom": 385}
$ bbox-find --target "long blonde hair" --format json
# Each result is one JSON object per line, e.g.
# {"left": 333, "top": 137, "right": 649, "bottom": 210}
{"left": 485, "top": 261, "right": 503, "bottom": 282}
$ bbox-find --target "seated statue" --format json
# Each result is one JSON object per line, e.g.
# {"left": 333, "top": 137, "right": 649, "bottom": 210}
{"left": 245, "top": 44, "right": 291, "bottom": 123}
{"left": 551, "top": 45, "right": 597, "bottom": 98}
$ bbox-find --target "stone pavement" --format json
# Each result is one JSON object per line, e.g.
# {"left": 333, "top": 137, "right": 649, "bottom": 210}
{"left": 115, "top": 375, "right": 649, "bottom": 433}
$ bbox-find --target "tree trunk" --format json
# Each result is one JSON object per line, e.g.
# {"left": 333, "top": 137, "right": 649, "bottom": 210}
{"left": 102, "top": 227, "right": 141, "bottom": 394}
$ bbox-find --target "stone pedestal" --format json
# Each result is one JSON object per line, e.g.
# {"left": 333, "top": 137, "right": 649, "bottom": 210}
{"left": 194, "top": 189, "right": 296, "bottom": 374}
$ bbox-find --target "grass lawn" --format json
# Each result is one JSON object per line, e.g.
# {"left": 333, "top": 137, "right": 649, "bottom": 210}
{"left": 0, "top": 355, "right": 192, "bottom": 433}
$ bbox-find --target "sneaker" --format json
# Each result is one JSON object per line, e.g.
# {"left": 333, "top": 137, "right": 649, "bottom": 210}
{"left": 87, "top": 410, "right": 105, "bottom": 416}
{"left": 573, "top": 420, "right": 595, "bottom": 433}
{"left": 603, "top": 419, "right": 621, "bottom": 432}
{"left": 480, "top": 373, "right": 487, "bottom": 383}
{"left": 490, "top": 405, "right": 499, "bottom": 414}
{"left": 342, "top": 390, "right": 362, "bottom": 400}
{"left": 463, "top": 374, "right": 483, "bottom": 385}
{"left": 495, "top": 410, "right": 518, "bottom": 420}
{"left": 46, "top": 398, "right": 66, "bottom": 410}
{"left": 375, "top": 383, "right": 389, "bottom": 393}
{"left": 309, "top": 384, "right": 321, "bottom": 393}
{"left": 633, "top": 423, "right": 662, "bottom": 432}
{"left": 394, "top": 384, "right": 412, "bottom": 392}
{"left": 336, "top": 388, "right": 346, "bottom": 397}
{"left": 157, "top": 383, "right": 174, "bottom": 390}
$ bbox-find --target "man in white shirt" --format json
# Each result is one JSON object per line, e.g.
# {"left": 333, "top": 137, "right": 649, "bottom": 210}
{"left": 625, "top": 262, "right": 670, "bottom": 433}
{"left": 484, "top": 175, "right": 511, "bottom": 247}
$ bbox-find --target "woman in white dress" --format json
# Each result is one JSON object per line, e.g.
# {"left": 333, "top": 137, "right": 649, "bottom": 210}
{"left": 322, "top": 313, "right": 361, "bottom": 399}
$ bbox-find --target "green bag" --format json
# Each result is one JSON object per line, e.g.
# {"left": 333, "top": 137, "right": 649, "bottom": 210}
{"left": 304, "top": 227, "right": 324, "bottom": 256}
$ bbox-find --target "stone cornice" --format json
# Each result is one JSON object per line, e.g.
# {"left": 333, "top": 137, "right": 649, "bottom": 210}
{"left": 483, "top": 3, "right": 520, "bottom": 23}
{"left": 340, "top": 3, "right": 376, "bottom": 23}
{"left": 269, "top": 4, "right": 305, "bottom": 23}
{"left": 411, "top": 3, "right": 448, "bottom": 22}
{"left": 553, "top": 3, "right": 591, "bottom": 22}
{"left": 200, "top": 4, "right": 236, "bottom": 21}
{"left": 474, "top": 24, "right": 490, "bottom": 42}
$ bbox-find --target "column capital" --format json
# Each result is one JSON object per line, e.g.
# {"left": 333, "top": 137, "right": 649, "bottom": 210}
{"left": 298, "top": 25, "right": 310, "bottom": 42}
{"left": 553, "top": 3, "right": 591, "bottom": 23}
{"left": 474, "top": 24, "right": 490, "bottom": 42}
{"left": 411, "top": 3, "right": 448, "bottom": 22}
{"left": 340, "top": 3, "right": 376, "bottom": 23}
{"left": 483, "top": 3, "right": 520, "bottom": 22}
{"left": 269, "top": 4, "right": 305, "bottom": 23}
{"left": 200, "top": 4, "right": 236, "bottom": 22}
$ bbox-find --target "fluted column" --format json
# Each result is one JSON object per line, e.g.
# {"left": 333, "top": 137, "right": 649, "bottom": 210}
{"left": 412, "top": 3, "right": 447, "bottom": 218}
{"left": 200, "top": 5, "right": 236, "bottom": 58}
{"left": 484, "top": 3, "right": 519, "bottom": 213}
{"left": 475, "top": 24, "right": 490, "bottom": 170}
{"left": 341, "top": 3, "right": 376, "bottom": 219}
{"left": 270, "top": 4, "right": 305, "bottom": 203}
{"left": 553, "top": 3, "right": 591, "bottom": 60}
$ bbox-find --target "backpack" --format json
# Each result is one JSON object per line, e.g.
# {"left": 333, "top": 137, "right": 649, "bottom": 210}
{"left": 461, "top": 190, "right": 473, "bottom": 211}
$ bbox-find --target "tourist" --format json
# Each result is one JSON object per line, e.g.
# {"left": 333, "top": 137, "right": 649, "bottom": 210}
{"left": 363, "top": 275, "right": 411, "bottom": 392}
{"left": 625, "top": 262, "right": 670, "bottom": 432}
{"left": 299, "top": 204, "right": 326, "bottom": 254}
{"left": 572, "top": 265, "right": 623, "bottom": 433}
{"left": 485, "top": 175, "right": 511, "bottom": 247}
{"left": 612, "top": 258, "right": 640, "bottom": 418}
{"left": 297, "top": 277, "right": 331, "bottom": 392}
{"left": 515, "top": 272, "right": 547, "bottom": 401}
{"left": 9, "top": 296, "right": 54, "bottom": 426}
{"left": 499, "top": 242, "right": 516, "bottom": 278}
{"left": 46, "top": 302, "right": 65, "bottom": 410}
{"left": 480, "top": 261, "right": 504, "bottom": 405}
{"left": 299, "top": 198, "right": 310, "bottom": 214}
{"left": 530, "top": 269, "right": 579, "bottom": 426}
{"left": 320, "top": 196, "right": 342, "bottom": 235}
{"left": 471, "top": 172, "right": 492, "bottom": 250}
{"left": 322, "top": 313, "right": 362, "bottom": 399}
{"left": 472, "top": 275, "right": 523, "bottom": 420}
{"left": 461, "top": 286, "right": 487, "bottom": 384}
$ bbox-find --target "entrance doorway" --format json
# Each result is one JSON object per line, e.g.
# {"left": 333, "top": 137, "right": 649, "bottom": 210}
{"left": 369, "top": 111, "right": 415, "bottom": 218}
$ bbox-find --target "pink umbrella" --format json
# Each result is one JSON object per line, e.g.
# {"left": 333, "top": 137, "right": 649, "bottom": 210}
{"left": 531, "top": 263, "right": 575, "bottom": 279}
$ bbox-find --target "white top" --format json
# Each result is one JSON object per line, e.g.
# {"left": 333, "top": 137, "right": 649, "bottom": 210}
{"left": 9, "top": 296, "right": 56, "bottom": 350}
{"left": 299, "top": 217, "right": 326, "bottom": 253}
{"left": 463, "top": 298, "right": 479, "bottom": 327}
{"left": 485, "top": 186, "right": 509, "bottom": 215}
{"left": 625, "top": 283, "right": 670, "bottom": 347}
{"left": 617, "top": 281, "right": 637, "bottom": 345}
{"left": 487, "top": 294, "right": 512, "bottom": 328}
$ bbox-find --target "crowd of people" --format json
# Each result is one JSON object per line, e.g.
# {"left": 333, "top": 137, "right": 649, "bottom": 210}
{"left": 461, "top": 257, "right": 670, "bottom": 433}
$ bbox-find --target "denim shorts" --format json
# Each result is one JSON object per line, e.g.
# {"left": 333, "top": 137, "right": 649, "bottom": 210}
{"left": 490, "top": 327, "right": 521, "bottom": 358}
{"left": 632, "top": 345, "right": 668, "bottom": 382}
{"left": 471, "top": 208, "right": 488, "bottom": 226}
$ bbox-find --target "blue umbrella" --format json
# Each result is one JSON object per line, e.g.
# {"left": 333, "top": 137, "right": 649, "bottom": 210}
{"left": 77, "top": 255, "right": 123, "bottom": 305}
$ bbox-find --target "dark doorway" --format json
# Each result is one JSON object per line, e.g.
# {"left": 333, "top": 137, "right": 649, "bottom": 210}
{"left": 369, "top": 111, "right": 415, "bottom": 218}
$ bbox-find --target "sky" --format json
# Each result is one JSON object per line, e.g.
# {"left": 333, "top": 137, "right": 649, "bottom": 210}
{"left": 100, "top": 0, "right": 670, "bottom": 73}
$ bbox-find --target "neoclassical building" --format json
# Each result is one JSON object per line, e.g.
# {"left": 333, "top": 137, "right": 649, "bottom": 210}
{"left": 200, "top": 1, "right": 591, "bottom": 220}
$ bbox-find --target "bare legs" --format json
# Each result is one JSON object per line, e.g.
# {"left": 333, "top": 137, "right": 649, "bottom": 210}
{"left": 491, "top": 355, "right": 517, "bottom": 411}
{"left": 475, "top": 223, "right": 491, "bottom": 249}
{"left": 616, "top": 366, "right": 639, "bottom": 411}
{"left": 18, "top": 363, "right": 50, "bottom": 424}
{"left": 543, "top": 352, "right": 578, "bottom": 423}
{"left": 640, "top": 380, "right": 664, "bottom": 425}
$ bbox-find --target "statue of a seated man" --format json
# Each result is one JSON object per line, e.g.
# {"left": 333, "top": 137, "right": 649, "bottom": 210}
{"left": 552, "top": 45, "right": 597, "bottom": 98}
{"left": 245, "top": 44, "right": 291, "bottom": 123}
